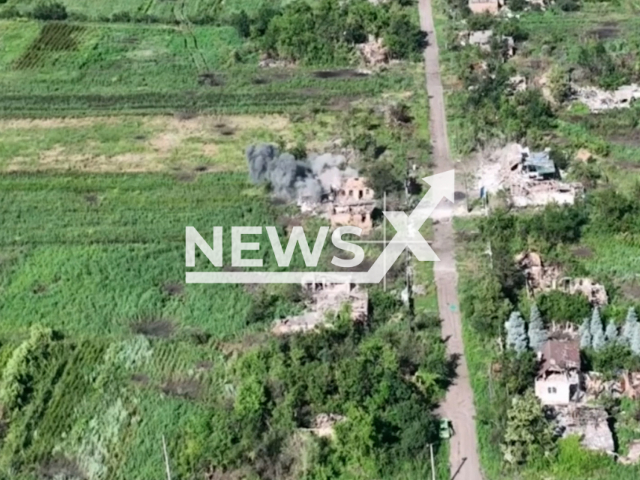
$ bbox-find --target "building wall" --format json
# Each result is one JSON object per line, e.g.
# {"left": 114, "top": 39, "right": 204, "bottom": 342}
{"left": 535, "top": 374, "right": 574, "bottom": 405}
{"left": 331, "top": 212, "right": 372, "bottom": 234}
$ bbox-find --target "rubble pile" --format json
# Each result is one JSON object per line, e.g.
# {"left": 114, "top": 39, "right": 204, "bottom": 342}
{"left": 310, "top": 414, "right": 347, "bottom": 438}
{"left": 474, "top": 143, "right": 583, "bottom": 207}
{"left": 554, "top": 405, "right": 614, "bottom": 453}
{"left": 515, "top": 251, "right": 608, "bottom": 305}
{"left": 272, "top": 282, "right": 368, "bottom": 335}
{"left": 572, "top": 84, "right": 640, "bottom": 112}
{"left": 356, "top": 36, "right": 388, "bottom": 67}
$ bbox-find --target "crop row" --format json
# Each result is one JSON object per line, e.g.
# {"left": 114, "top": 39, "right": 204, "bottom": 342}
{"left": 14, "top": 23, "right": 87, "bottom": 70}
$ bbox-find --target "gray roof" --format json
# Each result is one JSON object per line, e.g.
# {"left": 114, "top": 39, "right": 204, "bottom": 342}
{"left": 524, "top": 151, "right": 556, "bottom": 175}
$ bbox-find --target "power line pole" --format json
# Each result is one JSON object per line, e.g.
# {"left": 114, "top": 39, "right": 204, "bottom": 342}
{"left": 429, "top": 443, "right": 436, "bottom": 480}
{"left": 162, "top": 435, "right": 172, "bottom": 480}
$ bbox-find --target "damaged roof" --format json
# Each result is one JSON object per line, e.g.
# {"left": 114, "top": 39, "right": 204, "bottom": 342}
{"left": 524, "top": 151, "right": 556, "bottom": 176}
{"left": 540, "top": 339, "right": 581, "bottom": 373}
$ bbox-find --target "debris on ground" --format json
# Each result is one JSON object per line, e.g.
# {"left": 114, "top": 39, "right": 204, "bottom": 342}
{"left": 620, "top": 440, "right": 640, "bottom": 465}
{"left": 458, "top": 30, "right": 515, "bottom": 57}
{"left": 310, "top": 413, "right": 347, "bottom": 438}
{"left": 272, "top": 282, "right": 368, "bottom": 335}
{"left": 572, "top": 83, "right": 640, "bottom": 112}
{"left": 515, "top": 251, "right": 608, "bottom": 306}
{"left": 508, "top": 75, "right": 526, "bottom": 93}
{"left": 552, "top": 405, "right": 614, "bottom": 453}
{"left": 574, "top": 148, "right": 594, "bottom": 163}
{"left": 356, "top": 35, "right": 388, "bottom": 67}
{"left": 473, "top": 143, "right": 583, "bottom": 207}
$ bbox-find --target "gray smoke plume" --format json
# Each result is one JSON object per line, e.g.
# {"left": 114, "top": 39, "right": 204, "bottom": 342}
{"left": 246, "top": 144, "right": 356, "bottom": 204}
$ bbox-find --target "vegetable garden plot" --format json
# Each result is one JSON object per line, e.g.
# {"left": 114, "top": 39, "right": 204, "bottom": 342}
{"left": 14, "top": 23, "right": 88, "bottom": 70}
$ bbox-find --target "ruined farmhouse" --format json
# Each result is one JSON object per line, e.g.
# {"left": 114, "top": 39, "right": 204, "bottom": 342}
{"left": 330, "top": 177, "right": 376, "bottom": 235}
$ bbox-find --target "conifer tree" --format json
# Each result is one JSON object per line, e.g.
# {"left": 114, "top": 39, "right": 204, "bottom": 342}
{"left": 527, "top": 304, "right": 547, "bottom": 352}
{"left": 631, "top": 323, "right": 640, "bottom": 356}
{"left": 590, "top": 307, "right": 605, "bottom": 351}
{"left": 622, "top": 307, "right": 638, "bottom": 345}
{"left": 605, "top": 320, "right": 618, "bottom": 344}
{"left": 505, "top": 311, "right": 528, "bottom": 354}
{"left": 579, "top": 317, "right": 591, "bottom": 349}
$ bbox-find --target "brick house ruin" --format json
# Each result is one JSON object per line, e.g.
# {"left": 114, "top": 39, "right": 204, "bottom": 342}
{"left": 475, "top": 143, "right": 583, "bottom": 208}
{"left": 515, "top": 251, "right": 608, "bottom": 306}
{"left": 330, "top": 177, "right": 375, "bottom": 235}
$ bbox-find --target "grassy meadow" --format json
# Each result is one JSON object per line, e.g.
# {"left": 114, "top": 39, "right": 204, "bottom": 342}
{"left": 0, "top": 19, "right": 415, "bottom": 116}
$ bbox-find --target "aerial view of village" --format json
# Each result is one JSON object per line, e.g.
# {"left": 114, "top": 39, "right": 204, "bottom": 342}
{"left": 0, "top": 0, "right": 639, "bottom": 478}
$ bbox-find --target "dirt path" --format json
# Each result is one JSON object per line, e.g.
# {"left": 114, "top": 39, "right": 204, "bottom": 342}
{"left": 417, "top": 0, "right": 484, "bottom": 479}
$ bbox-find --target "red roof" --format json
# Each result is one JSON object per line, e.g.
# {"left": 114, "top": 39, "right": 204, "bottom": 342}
{"left": 540, "top": 339, "right": 580, "bottom": 373}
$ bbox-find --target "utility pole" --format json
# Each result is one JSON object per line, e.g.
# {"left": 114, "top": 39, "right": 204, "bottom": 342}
{"left": 162, "top": 435, "right": 172, "bottom": 480}
{"left": 429, "top": 443, "right": 436, "bottom": 480}
{"left": 405, "top": 159, "right": 415, "bottom": 326}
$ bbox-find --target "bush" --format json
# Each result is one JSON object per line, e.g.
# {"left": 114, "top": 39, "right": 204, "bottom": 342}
{"left": 364, "top": 160, "right": 403, "bottom": 196}
{"left": 383, "top": 8, "right": 427, "bottom": 60}
{"left": 537, "top": 290, "right": 592, "bottom": 324}
{"left": 229, "top": 9, "right": 251, "bottom": 38}
{"left": 556, "top": 0, "right": 581, "bottom": 11}
{"left": 0, "top": 5, "right": 19, "bottom": 18}
{"left": 31, "top": 1, "right": 68, "bottom": 20}
{"left": 506, "top": 0, "right": 528, "bottom": 11}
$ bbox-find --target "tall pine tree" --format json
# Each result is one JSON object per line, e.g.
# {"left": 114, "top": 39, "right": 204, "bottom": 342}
{"left": 631, "top": 323, "right": 640, "bottom": 356}
{"left": 527, "top": 304, "right": 547, "bottom": 352}
{"left": 505, "top": 311, "right": 528, "bottom": 354}
{"left": 622, "top": 307, "right": 638, "bottom": 345}
{"left": 579, "top": 317, "right": 592, "bottom": 349}
{"left": 605, "top": 320, "right": 618, "bottom": 344}
{"left": 591, "top": 307, "right": 606, "bottom": 351}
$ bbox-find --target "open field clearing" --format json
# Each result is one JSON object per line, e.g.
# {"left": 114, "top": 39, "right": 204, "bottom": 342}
{"left": 0, "top": 20, "right": 417, "bottom": 116}
{"left": 3, "top": 0, "right": 290, "bottom": 22}
{"left": 0, "top": 172, "right": 310, "bottom": 337}
{"left": 0, "top": 114, "right": 297, "bottom": 172}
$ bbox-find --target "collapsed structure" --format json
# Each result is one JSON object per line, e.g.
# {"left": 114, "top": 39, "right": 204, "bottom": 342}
{"left": 467, "top": 0, "right": 545, "bottom": 14}
{"left": 458, "top": 30, "right": 515, "bottom": 57}
{"left": 468, "top": 0, "right": 501, "bottom": 14}
{"left": 475, "top": 143, "right": 583, "bottom": 207}
{"left": 356, "top": 35, "right": 389, "bottom": 67}
{"left": 515, "top": 251, "right": 608, "bottom": 306}
{"left": 572, "top": 84, "right": 640, "bottom": 112}
{"left": 246, "top": 144, "right": 376, "bottom": 234}
{"left": 272, "top": 282, "right": 368, "bottom": 336}
{"left": 330, "top": 177, "right": 376, "bottom": 235}
{"left": 534, "top": 329, "right": 615, "bottom": 454}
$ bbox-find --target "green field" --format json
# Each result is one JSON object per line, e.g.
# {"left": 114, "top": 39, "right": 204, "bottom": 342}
{"left": 0, "top": 19, "right": 415, "bottom": 116}
{"left": 2, "top": 0, "right": 281, "bottom": 22}
{"left": 0, "top": 172, "right": 293, "bottom": 337}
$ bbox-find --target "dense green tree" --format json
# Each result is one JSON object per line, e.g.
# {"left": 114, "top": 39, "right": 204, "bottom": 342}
{"left": 501, "top": 390, "right": 556, "bottom": 465}
{"left": 31, "top": 1, "right": 67, "bottom": 20}
{"left": 383, "top": 7, "right": 427, "bottom": 60}
{"left": 462, "top": 274, "right": 512, "bottom": 338}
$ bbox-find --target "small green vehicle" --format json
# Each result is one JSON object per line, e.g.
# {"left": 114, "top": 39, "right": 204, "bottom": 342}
{"left": 439, "top": 418, "right": 452, "bottom": 439}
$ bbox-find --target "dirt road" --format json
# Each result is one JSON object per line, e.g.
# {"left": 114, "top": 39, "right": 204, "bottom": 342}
{"left": 417, "top": 0, "right": 484, "bottom": 479}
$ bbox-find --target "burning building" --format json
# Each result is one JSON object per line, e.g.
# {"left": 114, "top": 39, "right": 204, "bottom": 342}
{"left": 246, "top": 144, "right": 376, "bottom": 235}
{"left": 330, "top": 177, "right": 376, "bottom": 235}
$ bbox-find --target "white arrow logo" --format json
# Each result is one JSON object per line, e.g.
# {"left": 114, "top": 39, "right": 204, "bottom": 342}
{"left": 186, "top": 170, "right": 455, "bottom": 284}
